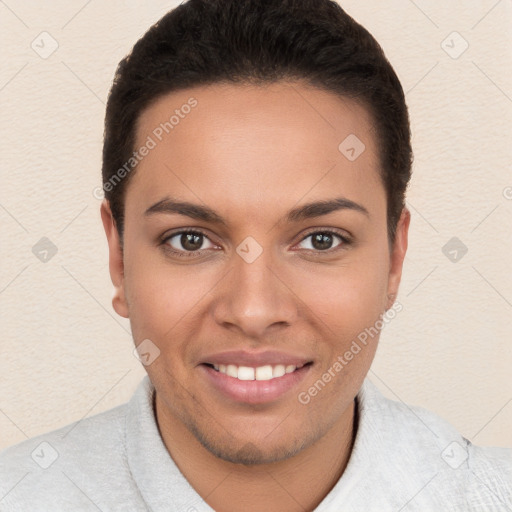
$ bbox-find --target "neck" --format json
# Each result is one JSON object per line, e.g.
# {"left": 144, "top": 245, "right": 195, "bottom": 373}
{"left": 154, "top": 395, "right": 357, "bottom": 512}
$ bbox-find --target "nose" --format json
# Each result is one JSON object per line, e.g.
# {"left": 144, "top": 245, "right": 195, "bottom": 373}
{"left": 212, "top": 246, "right": 299, "bottom": 339}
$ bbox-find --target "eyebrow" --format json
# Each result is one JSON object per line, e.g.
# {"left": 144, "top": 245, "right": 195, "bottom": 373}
{"left": 144, "top": 196, "right": 370, "bottom": 225}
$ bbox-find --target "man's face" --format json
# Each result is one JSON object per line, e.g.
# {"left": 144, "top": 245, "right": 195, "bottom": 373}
{"left": 102, "top": 81, "right": 409, "bottom": 465}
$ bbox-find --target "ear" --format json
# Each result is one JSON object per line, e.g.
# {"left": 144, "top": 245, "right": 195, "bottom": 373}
{"left": 386, "top": 207, "right": 410, "bottom": 310}
{"left": 100, "top": 200, "right": 129, "bottom": 318}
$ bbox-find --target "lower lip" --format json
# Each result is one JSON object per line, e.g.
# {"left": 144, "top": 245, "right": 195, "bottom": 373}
{"left": 199, "top": 364, "right": 311, "bottom": 404}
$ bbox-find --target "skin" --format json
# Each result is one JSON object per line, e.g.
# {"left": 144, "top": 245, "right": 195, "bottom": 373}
{"left": 101, "top": 81, "right": 410, "bottom": 512}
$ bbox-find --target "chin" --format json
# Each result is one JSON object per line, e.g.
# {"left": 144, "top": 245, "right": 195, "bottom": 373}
{"left": 190, "top": 421, "right": 314, "bottom": 466}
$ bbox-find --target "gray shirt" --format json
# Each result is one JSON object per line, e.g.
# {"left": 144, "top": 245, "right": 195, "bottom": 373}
{"left": 1, "top": 375, "right": 511, "bottom": 511}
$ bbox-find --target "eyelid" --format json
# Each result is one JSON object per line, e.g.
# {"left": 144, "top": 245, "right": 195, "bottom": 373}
{"left": 297, "top": 227, "right": 352, "bottom": 244}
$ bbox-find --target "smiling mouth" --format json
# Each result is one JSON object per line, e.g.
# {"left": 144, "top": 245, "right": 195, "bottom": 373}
{"left": 202, "top": 362, "right": 313, "bottom": 381}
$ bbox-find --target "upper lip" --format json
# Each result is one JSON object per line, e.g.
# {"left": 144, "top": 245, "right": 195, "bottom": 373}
{"left": 200, "top": 350, "right": 313, "bottom": 368}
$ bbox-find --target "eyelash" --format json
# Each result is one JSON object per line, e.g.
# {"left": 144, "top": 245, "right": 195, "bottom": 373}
{"left": 160, "top": 228, "right": 352, "bottom": 259}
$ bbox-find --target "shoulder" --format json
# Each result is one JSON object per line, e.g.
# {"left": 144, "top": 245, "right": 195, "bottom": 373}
{"left": 0, "top": 400, "right": 128, "bottom": 469}
{"left": 0, "top": 399, "right": 143, "bottom": 511}
{"left": 466, "top": 443, "right": 512, "bottom": 509}
{"left": 353, "top": 379, "right": 512, "bottom": 511}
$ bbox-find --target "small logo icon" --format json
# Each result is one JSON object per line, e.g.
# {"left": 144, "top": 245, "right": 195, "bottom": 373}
{"left": 31, "top": 32, "right": 59, "bottom": 59}
{"left": 31, "top": 441, "right": 59, "bottom": 469}
{"left": 441, "top": 32, "right": 469, "bottom": 60}
{"left": 92, "top": 186, "right": 105, "bottom": 200}
{"left": 32, "top": 237, "right": 58, "bottom": 263}
{"left": 338, "top": 134, "right": 366, "bottom": 162}
{"left": 441, "top": 441, "right": 468, "bottom": 469}
{"left": 133, "top": 339, "right": 161, "bottom": 366}
{"left": 236, "top": 236, "right": 263, "bottom": 263}
{"left": 442, "top": 237, "right": 468, "bottom": 263}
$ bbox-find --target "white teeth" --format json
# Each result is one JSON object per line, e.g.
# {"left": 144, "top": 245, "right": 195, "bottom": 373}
{"left": 255, "top": 365, "right": 273, "bottom": 380}
{"left": 211, "top": 363, "right": 303, "bottom": 380}
{"left": 273, "top": 364, "right": 286, "bottom": 377}
{"left": 226, "top": 364, "right": 238, "bottom": 378}
{"left": 237, "top": 366, "right": 255, "bottom": 380}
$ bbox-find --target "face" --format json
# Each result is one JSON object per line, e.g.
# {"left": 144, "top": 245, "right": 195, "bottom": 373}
{"left": 101, "top": 81, "right": 409, "bottom": 465}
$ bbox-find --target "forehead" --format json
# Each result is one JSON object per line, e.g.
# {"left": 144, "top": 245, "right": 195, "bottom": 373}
{"left": 127, "top": 81, "right": 384, "bottom": 220}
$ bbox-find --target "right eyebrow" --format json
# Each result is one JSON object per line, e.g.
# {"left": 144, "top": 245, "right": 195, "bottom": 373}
{"left": 144, "top": 198, "right": 228, "bottom": 226}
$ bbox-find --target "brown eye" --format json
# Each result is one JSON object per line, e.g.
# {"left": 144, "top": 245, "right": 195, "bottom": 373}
{"left": 180, "top": 232, "right": 203, "bottom": 251}
{"left": 296, "top": 231, "right": 349, "bottom": 252}
{"left": 164, "top": 230, "right": 215, "bottom": 254}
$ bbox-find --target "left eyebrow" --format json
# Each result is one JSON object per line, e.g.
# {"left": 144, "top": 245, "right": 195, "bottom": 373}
{"left": 143, "top": 196, "right": 370, "bottom": 225}
{"left": 286, "top": 197, "right": 370, "bottom": 222}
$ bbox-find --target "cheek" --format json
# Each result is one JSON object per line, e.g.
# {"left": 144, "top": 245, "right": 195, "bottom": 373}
{"left": 123, "top": 250, "right": 214, "bottom": 342}
{"left": 293, "top": 254, "right": 389, "bottom": 339}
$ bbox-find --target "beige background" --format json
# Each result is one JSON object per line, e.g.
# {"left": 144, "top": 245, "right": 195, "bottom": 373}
{"left": 0, "top": 0, "right": 511, "bottom": 451}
